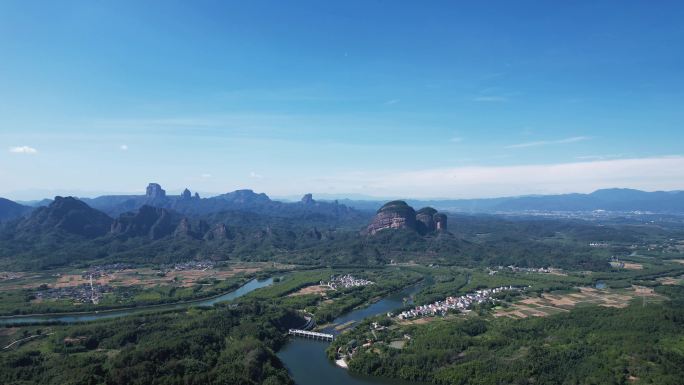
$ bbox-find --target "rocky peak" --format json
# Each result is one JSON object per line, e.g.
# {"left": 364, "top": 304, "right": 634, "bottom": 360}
{"left": 204, "top": 223, "right": 229, "bottom": 241}
{"left": 146, "top": 183, "right": 166, "bottom": 199}
{"left": 174, "top": 217, "right": 192, "bottom": 238}
{"left": 434, "top": 213, "right": 448, "bottom": 231}
{"left": 301, "top": 193, "right": 315, "bottom": 205}
{"left": 416, "top": 207, "right": 438, "bottom": 232}
{"left": 218, "top": 189, "right": 271, "bottom": 204}
{"left": 181, "top": 188, "right": 192, "bottom": 200}
{"left": 364, "top": 201, "right": 447, "bottom": 235}
{"left": 364, "top": 200, "right": 416, "bottom": 235}
{"left": 193, "top": 192, "right": 200, "bottom": 199}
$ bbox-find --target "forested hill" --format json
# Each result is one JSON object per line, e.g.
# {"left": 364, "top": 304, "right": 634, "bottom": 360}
{"left": 0, "top": 198, "right": 32, "bottom": 222}
{"left": 1, "top": 191, "right": 680, "bottom": 272}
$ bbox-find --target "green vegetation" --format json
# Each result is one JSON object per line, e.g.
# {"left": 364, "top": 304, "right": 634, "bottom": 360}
{"left": 4, "top": 212, "right": 683, "bottom": 272}
{"left": 1, "top": 207, "right": 684, "bottom": 384}
{"left": 0, "top": 275, "right": 251, "bottom": 316}
{"left": 241, "top": 267, "right": 423, "bottom": 325}
{"left": 1, "top": 302, "right": 302, "bottom": 385}
{"left": 330, "top": 287, "right": 684, "bottom": 385}
{"left": 243, "top": 269, "right": 331, "bottom": 300}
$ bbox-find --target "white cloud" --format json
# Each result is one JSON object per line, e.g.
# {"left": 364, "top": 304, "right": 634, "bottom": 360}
{"left": 120, "top": 144, "right": 128, "bottom": 151}
{"left": 450, "top": 137, "right": 464, "bottom": 143}
{"left": 383, "top": 99, "right": 400, "bottom": 105}
{"left": 310, "top": 156, "right": 684, "bottom": 198}
{"left": 506, "top": 136, "right": 589, "bottom": 149}
{"left": 201, "top": 173, "right": 212, "bottom": 178}
{"left": 9, "top": 146, "right": 37, "bottom": 154}
{"left": 249, "top": 171, "right": 263, "bottom": 179}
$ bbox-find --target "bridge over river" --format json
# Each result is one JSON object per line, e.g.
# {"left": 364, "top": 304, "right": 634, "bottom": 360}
{"left": 288, "top": 329, "right": 334, "bottom": 341}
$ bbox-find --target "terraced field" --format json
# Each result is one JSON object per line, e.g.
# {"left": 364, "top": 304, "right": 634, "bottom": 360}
{"left": 494, "top": 286, "right": 663, "bottom": 319}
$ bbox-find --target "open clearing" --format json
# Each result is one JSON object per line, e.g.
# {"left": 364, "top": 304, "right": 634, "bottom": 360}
{"left": 494, "top": 286, "right": 663, "bottom": 319}
{"left": 287, "top": 285, "right": 330, "bottom": 297}
{"left": 657, "top": 276, "right": 682, "bottom": 285}
{"left": 622, "top": 263, "right": 643, "bottom": 270}
{"left": 54, "top": 266, "right": 261, "bottom": 289}
{"left": 0, "top": 262, "right": 291, "bottom": 291}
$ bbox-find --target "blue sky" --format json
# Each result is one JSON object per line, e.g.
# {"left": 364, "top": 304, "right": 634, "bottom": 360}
{"left": 1, "top": 1, "right": 684, "bottom": 200}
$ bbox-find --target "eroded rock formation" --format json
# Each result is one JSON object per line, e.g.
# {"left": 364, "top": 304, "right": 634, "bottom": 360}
{"left": 146, "top": 183, "right": 166, "bottom": 200}
{"left": 301, "top": 193, "right": 315, "bottom": 205}
{"left": 365, "top": 201, "right": 447, "bottom": 235}
{"left": 111, "top": 205, "right": 176, "bottom": 240}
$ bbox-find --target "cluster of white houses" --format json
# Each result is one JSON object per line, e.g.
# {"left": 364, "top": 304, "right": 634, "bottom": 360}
{"left": 397, "top": 286, "right": 524, "bottom": 319}
{"left": 321, "top": 274, "right": 374, "bottom": 290}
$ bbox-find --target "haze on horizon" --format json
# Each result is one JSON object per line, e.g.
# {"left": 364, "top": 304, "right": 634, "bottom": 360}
{"left": 2, "top": 1, "right": 684, "bottom": 201}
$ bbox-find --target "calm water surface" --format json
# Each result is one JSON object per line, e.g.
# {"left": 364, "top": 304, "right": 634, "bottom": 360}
{"left": 278, "top": 282, "right": 427, "bottom": 385}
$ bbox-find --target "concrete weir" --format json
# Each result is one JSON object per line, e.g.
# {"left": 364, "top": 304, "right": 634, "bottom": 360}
{"left": 288, "top": 329, "right": 334, "bottom": 341}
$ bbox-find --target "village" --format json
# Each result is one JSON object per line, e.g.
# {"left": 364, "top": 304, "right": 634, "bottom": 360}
{"left": 33, "top": 283, "right": 113, "bottom": 304}
{"left": 321, "top": 274, "right": 374, "bottom": 290}
{"left": 397, "top": 286, "right": 525, "bottom": 319}
{"left": 81, "top": 263, "right": 131, "bottom": 279}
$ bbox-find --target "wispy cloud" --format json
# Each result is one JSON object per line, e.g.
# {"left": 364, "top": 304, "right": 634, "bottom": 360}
{"left": 120, "top": 144, "right": 128, "bottom": 151}
{"left": 249, "top": 171, "right": 263, "bottom": 179}
{"left": 312, "top": 156, "right": 684, "bottom": 198}
{"left": 383, "top": 99, "right": 400, "bottom": 105}
{"left": 450, "top": 137, "right": 464, "bottom": 143}
{"left": 9, "top": 146, "right": 38, "bottom": 154}
{"left": 576, "top": 154, "right": 623, "bottom": 161}
{"left": 506, "top": 136, "right": 589, "bottom": 149}
{"left": 201, "top": 173, "right": 213, "bottom": 178}
{"left": 472, "top": 96, "right": 507, "bottom": 102}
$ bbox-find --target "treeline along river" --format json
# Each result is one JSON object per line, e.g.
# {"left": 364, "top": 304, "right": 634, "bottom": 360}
{"left": 1, "top": 277, "right": 429, "bottom": 384}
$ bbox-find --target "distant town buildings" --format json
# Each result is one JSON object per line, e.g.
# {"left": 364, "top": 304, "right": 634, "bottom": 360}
{"left": 33, "top": 284, "right": 113, "bottom": 304}
{"left": 81, "top": 263, "right": 131, "bottom": 279}
{"left": 397, "top": 286, "right": 524, "bottom": 319}
{"left": 169, "top": 260, "right": 214, "bottom": 271}
{"left": 321, "top": 274, "right": 374, "bottom": 290}
{"left": 488, "top": 265, "right": 559, "bottom": 275}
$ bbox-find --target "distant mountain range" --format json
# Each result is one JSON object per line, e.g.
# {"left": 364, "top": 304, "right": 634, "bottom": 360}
{"left": 2, "top": 184, "right": 678, "bottom": 271}
{"left": 2, "top": 187, "right": 684, "bottom": 225}
{"left": 0, "top": 186, "right": 374, "bottom": 269}
{"left": 73, "top": 184, "right": 363, "bottom": 222}
{"left": 333, "top": 188, "right": 684, "bottom": 214}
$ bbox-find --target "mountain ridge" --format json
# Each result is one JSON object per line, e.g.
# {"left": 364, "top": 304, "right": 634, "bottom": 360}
{"left": 332, "top": 188, "right": 684, "bottom": 214}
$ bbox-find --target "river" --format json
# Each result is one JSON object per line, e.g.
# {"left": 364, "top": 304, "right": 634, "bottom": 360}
{"left": 277, "top": 283, "right": 426, "bottom": 385}
{"left": 2, "top": 276, "right": 427, "bottom": 384}
{"left": 0, "top": 277, "right": 274, "bottom": 325}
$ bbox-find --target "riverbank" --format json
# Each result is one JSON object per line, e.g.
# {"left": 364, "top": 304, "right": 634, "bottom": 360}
{"left": 0, "top": 276, "right": 257, "bottom": 318}
{"left": 278, "top": 282, "right": 426, "bottom": 385}
{"left": 0, "top": 277, "right": 274, "bottom": 325}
